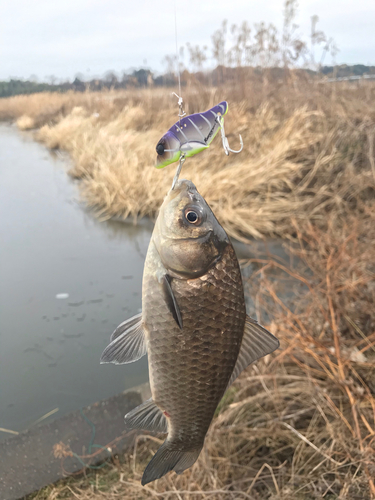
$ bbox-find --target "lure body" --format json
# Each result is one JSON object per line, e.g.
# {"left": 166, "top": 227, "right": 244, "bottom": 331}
{"left": 155, "top": 101, "right": 228, "bottom": 169}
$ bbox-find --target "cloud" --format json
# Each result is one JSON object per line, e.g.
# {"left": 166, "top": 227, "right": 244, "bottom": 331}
{"left": 1, "top": 0, "right": 374, "bottom": 80}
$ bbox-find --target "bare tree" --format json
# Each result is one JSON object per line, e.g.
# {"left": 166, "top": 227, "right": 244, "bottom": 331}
{"left": 252, "top": 22, "right": 280, "bottom": 67}
{"left": 212, "top": 20, "right": 228, "bottom": 67}
{"left": 229, "top": 21, "right": 252, "bottom": 67}
{"left": 310, "top": 15, "right": 326, "bottom": 67}
{"left": 162, "top": 54, "right": 177, "bottom": 76}
{"left": 186, "top": 43, "right": 207, "bottom": 72}
{"left": 163, "top": 0, "right": 339, "bottom": 83}
{"left": 310, "top": 15, "right": 339, "bottom": 71}
{"left": 281, "top": 0, "right": 307, "bottom": 68}
{"left": 320, "top": 38, "right": 339, "bottom": 68}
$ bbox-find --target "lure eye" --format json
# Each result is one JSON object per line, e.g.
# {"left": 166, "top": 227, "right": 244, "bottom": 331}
{"left": 185, "top": 210, "right": 199, "bottom": 224}
{"left": 156, "top": 143, "right": 165, "bottom": 156}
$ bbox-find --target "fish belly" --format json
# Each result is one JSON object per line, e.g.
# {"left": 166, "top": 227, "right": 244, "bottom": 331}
{"left": 143, "top": 244, "right": 246, "bottom": 449}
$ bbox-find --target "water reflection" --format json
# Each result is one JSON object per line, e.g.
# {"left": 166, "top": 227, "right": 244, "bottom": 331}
{"left": 0, "top": 123, "right": 303, "bottom": 441}
{"left": 0, "top": 124, "right": 151, "bottom": 438}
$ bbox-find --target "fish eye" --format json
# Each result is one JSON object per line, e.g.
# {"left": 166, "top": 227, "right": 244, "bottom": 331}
{"left": 185, "top": 210, "right": 199, "bottom": 224}
{"left": 156, "top": 143, "right": 164, "bottom": 155}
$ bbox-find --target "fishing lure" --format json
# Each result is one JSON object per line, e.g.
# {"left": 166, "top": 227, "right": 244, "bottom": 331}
{"left": 155, "top": 98, "right": 243, "bottom": 183}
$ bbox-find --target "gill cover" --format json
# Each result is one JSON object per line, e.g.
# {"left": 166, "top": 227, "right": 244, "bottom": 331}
{"left": 153, "top": 180, "right": 228, "bottom": 278}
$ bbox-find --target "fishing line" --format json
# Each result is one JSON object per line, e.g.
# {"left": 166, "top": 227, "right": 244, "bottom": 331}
{"left": 155, "top": 4, "right": 243, "bottom": 188}
{"left": 174, "top": 0, "right": 182, "bottom": 108}
{"left": 173, "top": 0, "right": 185, "bottom": 124}
{"left": 171, "top": 0, "right": 186, "bottom": 189}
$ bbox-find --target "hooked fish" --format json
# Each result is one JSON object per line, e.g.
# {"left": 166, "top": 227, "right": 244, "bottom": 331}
{"left": 101, "top": 179, "right": 279, "bottom": 485}
{"left": 155, "top": 101, "right": 228, "bottom": 169}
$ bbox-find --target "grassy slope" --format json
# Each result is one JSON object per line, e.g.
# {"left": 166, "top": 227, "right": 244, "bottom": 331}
{"left": 26, "top": 216, "right": 375, "bottom": 499}
{"left": 1, "top": 79, "right": 374, "bottom": 499}
{"left": 1, "top": 80, "right": 374, "bottom": 240}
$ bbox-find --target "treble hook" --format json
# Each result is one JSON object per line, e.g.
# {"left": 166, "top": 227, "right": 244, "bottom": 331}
{"left": 217, "top": 116, "right": 243, "bottom": 155}
{"left": 171, "top": 153, "right": 186, "bottom": 190}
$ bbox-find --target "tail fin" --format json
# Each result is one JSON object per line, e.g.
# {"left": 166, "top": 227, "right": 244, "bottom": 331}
{"left": 141, "top": 441, "right": 201, "bottom": 485}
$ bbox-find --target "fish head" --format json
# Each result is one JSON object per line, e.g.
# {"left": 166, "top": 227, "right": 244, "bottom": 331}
{"left": 153, "top": 180, "right": 229, "bottom": 279}
{"left": 155, "top": 131, "right": 181, "bottom": 169}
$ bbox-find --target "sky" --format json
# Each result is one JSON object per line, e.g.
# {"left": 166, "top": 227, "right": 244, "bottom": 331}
{"left": 1, "top": 0, "right": 374, "bottom": 81}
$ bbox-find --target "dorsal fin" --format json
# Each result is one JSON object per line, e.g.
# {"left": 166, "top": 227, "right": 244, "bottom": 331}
{"left": 100, "top": 313, "right": 146, "bottom": 365}
{"left": 162, "top": 275, "right": 183, "bottom": 330}
{"left": 227, "top": 315, "right": 279, "bottom": 388}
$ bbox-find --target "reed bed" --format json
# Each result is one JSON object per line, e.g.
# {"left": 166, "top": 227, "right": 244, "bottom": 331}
{"left": 27, "top": 205, "right": 375, "bottom": 499}
{"left": 2, "top": 78, "right": 374, "bottom": 498}
{"left": 1, "top": 79, "right": 374, "bottom": 240}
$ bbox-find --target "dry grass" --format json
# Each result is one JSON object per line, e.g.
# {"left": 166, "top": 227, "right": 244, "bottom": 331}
{"left": 16, "top": 114, "right": 36, "bottom": 130}
{"left": 0, "top": 79, "right": 374, "bottom": 240}
{"left": 27, "top": 206, "right": 375, "bottom": 499}
{"left": 0, "top": 91, "right": 101, "bottom": 126}
{"left": 2, "top": 78, "right": 374, "bottom": 499}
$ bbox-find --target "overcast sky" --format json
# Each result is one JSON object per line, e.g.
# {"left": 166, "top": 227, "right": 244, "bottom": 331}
{"left": 1, "top": 0, "right": 374, "bottom": 81}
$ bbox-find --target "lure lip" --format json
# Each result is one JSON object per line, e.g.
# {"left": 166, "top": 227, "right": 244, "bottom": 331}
{"left": 217, "top": 101, "right": 228, "bottom": 116}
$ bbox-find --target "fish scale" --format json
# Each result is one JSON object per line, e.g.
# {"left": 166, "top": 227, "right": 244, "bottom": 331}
{"left": 143, "top": 242, "right": 246, "bottom": 449}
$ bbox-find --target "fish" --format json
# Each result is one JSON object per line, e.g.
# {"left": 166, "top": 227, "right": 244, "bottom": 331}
{"left": 155, "top": 101, "right": 228, "bottom": 169}
{"left": 100, "top": 179, "right": 279, "bottom": 485}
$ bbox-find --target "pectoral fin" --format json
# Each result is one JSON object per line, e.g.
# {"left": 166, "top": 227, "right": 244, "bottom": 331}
{"left": 110, "top": 312, "right": 142, "bottom": 342}
{"left": 227, "top": 315, "right": 280, "bottom": 388}
{"left": 100, "top": 313, "right": 147, "bottom": 364}
{"left": 162, "top": 275, "right": 183, "bottom": 330}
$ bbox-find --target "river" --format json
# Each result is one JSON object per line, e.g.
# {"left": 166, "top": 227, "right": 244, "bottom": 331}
{"left": 0, "top": 123, "right": 297, "bottom": 440}
{"left": 0, "top": 124, "right": 151, "bottom": 438}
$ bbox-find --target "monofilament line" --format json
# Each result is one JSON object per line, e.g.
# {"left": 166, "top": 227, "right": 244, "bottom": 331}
{"left": 174, "top": 0, "right": 182, "bottom": 118}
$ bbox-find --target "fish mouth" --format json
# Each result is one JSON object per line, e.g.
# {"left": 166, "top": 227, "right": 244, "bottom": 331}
{"left": 168, "top": 179, "right": 198, "bottom": 197}
{"left": 164, "top": 179, "right": 200, "bottom": 208}
{"left": 164, "top": 229, "right": 213, "bottom": 243}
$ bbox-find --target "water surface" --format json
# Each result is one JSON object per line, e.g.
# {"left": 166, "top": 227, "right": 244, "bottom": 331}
{"left": 0, "top": 124, "right": 301, "bottom": 440}
{"left": 0, "top": 124, "right": 151, "bottom": 437}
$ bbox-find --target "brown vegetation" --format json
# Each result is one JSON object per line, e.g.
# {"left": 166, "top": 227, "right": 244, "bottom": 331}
{"left": 1, "top": 77, "right": 374, "bottom": 499}
{"left": 1, "top": 80, "right": 374, "bottom": 241}
{"left": 27, "top": 206, "right": 375, "bottom": 499}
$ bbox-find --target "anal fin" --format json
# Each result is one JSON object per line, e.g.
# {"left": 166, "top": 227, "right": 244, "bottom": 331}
{"left": 124, "top": 398, "right": 168, "bottom": 434}
{"left": 227, "top": 315, "right": 280, "bottom": 388}
{"left": 100, "top": 312, "right": 146, "bottom": 365}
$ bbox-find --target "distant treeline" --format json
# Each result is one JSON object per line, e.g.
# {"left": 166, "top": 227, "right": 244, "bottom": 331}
{"left": 321, "top": 64, "right": 375, "bottom": 77}
{"left": 0, "top": 79, "right": 68, "bottom": 98}
{"left": 1, "top": 65, "right": 375, "bottom": 99}
{"left": 0, "top": 69, "right": 152, "bottom": 98}
{"left": 3, "top": 0, "right": 375, "bottom": 99}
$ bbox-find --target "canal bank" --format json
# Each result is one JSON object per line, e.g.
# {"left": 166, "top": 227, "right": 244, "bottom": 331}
{"left": 1, "top": 124, "right": 300, "bottom": 499}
